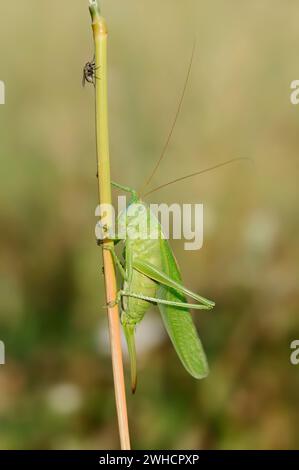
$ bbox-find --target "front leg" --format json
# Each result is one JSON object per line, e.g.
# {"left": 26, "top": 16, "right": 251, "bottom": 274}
{"left": 103, "top": 245, "right": 127, "bottom": 281}
{"left": 106, "top": 289, "right": 122, "bottom": 309}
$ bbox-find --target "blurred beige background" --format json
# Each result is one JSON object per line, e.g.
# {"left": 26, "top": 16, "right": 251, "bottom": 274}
{"left": 0, "top": 0, "right": 298, "bottom": 449}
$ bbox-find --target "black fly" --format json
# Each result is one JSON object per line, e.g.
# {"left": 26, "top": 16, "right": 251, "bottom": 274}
{"left": 82, "top": 60, "right": 99, "bottom": 86}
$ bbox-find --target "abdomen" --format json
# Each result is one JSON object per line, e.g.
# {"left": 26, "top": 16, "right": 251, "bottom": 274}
{"left": 122, "top": 237, "right": 163, "bottom": 325}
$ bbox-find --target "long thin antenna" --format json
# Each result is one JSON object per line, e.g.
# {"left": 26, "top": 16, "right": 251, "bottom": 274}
{"left": 139, "top": 42, "right": 196, "bottom": 195}
{"left": 143, "top": 158, "right": 252, "bottom": 197}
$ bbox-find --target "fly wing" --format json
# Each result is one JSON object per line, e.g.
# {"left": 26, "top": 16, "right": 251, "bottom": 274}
{"left": 157, "top": 238, "right": 209, "bottom": 379}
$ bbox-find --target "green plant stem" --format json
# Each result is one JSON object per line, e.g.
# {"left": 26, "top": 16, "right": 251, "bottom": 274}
{"left": 89, "top": 0, "right": 131, "bottom": 450}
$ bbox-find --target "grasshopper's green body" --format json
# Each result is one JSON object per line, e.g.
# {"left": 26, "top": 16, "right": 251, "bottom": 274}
{"left": 105, "top": 186, "right": 215, "bottom": 392}
{"left": 122, "top": 205, "right": 163, "bottom": 325}
{"left": 119, "top": 200, "right": 163, "bottom": 392}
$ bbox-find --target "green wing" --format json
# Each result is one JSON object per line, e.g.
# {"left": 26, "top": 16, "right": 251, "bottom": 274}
{"left": 157, "top": 238, "right": 210, "bottom": 379}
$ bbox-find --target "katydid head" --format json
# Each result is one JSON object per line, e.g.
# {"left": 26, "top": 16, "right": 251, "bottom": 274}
{"left": 129, "top": 191, "right": 140, "bottom": 205}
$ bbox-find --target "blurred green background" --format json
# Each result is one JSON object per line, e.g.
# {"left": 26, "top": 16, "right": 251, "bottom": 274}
{"left": 0, "top": 0, "right": 298, "bottom": 449}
